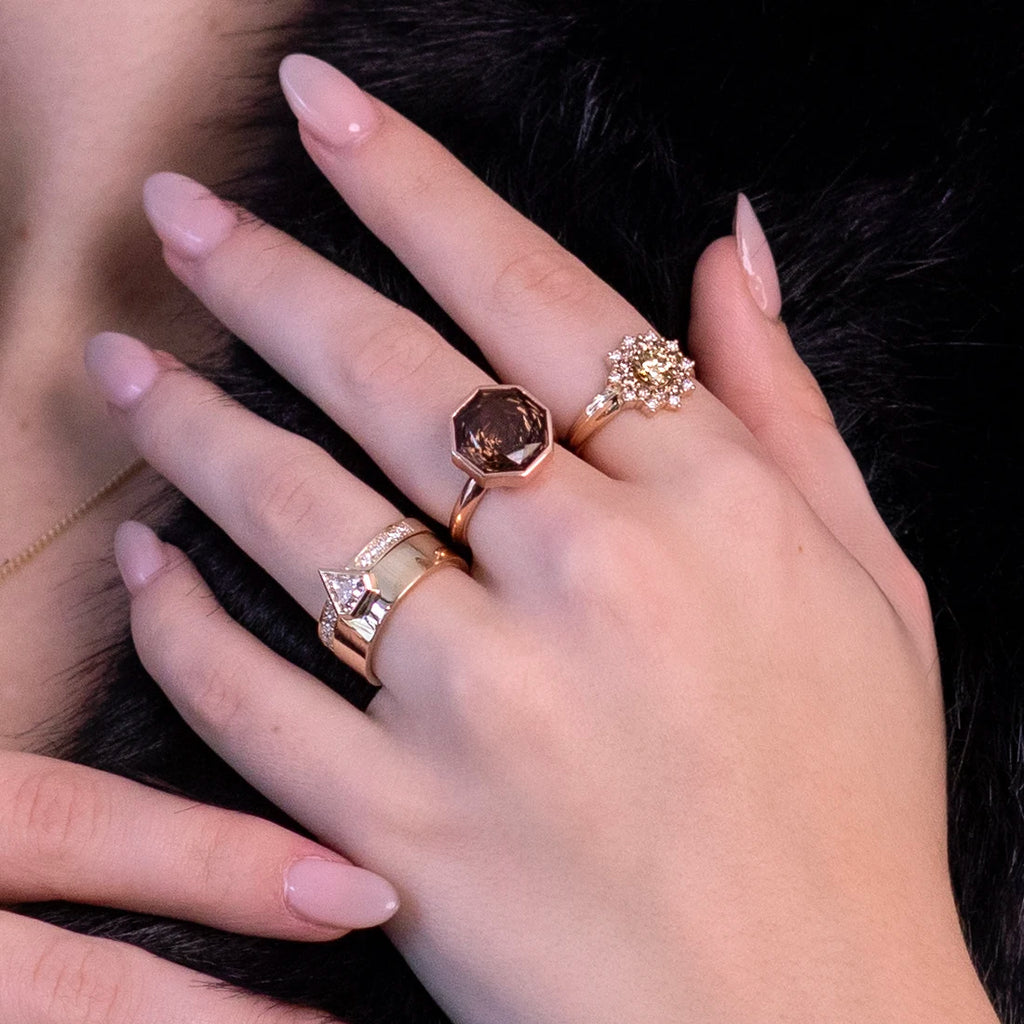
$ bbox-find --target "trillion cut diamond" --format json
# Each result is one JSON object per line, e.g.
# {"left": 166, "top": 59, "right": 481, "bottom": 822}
{"left": 319, "top": 569, "right": 374, "bottom": 617}
{"left": 451, "top": 385, "right": 552, "bottom": 481}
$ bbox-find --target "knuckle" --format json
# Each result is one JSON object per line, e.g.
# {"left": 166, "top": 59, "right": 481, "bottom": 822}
{"left": 129, "top": 568, "right": 221, "bottom": 680}
{"left": 182, "top": 808, "right": 238, "bottom": 895}
{"left": 378, "top": 162, "right": 446, "bottom": 231}
{"left": 376, "top": 774, "right": 447, "bottom": 847}
{"left": 28, "top": 935, "right": 136, "bottom": 1024}
{"left": 10, "top": 767, "right": 109, "bottom": 868}
{"left": 891, "top": 555, "right": 933, "bottom": 624}
{"left": 439, "top": 639, "right": 508, "bottom": 722}
{"left": 492, "top": 247, "right": 595, "bottom": 320}
{"left": 179, "top": 654, "right": 251, "bottom": 733}
{"left": 540, "top": 501, "right": 643, "bottom": 601}
{"left": 703, "top": 443, "right": 792, "bottom": 535}
{"left": 243, "top": 447, "right": 335, "bottom": 540}
{"left": 791, "top": 370, "right": 836, "bottom": 428}
{"left": 341, "top": 312, "right": 441, "bottom": 398}
{"left": 126, "top": 363, "right": 198, "bottom": 456}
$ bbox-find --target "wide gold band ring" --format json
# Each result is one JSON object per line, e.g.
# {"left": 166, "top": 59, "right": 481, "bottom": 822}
{"left": 318, "top": 519, "right": 468, "bottom": 688}
{"left": 566, "top": 330, "right": 696, "bottom": 453}
{"left": 448, "top": 384, "right": 554, "bottom": 549}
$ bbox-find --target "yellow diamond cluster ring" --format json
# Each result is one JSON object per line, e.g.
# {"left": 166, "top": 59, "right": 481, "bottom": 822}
{"left": 566, "top": 330, "right": 696, "bottom": 452}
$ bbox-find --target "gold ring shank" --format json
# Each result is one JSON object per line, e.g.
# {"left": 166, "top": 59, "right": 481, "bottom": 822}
{"left": 325, "top": 532, "right": 468, "bottom": 687}
{"left": 449, "top": 478, "right": 485, "bottom": 548}
{"left": 566, "top": 389, "right": 624, "bottom": 453}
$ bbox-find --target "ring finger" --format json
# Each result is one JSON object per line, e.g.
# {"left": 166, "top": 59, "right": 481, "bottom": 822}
{"left": 84, "top": 332, "right": 490, "bottom": 699}
{"left": 86, "top": 332, "right": 400, "bottom": 616}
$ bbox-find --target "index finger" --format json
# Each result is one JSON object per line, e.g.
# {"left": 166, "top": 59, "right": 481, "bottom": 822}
{"left": 0, "top": 752, "right": 398, "bottom": 937}
{"left": 0, "top": 911, "right": 343, "bottom": 1024}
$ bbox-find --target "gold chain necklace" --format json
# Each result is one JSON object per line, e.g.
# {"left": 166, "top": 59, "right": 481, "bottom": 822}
{"left": 0, "top": 458, "right": 147, "bottom": 584}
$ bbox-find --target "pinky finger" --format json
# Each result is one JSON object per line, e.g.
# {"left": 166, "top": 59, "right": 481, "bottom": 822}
{"left": 687, "top": 196, "right": 934, "bottom": 653}
{"left": 0, "top": 911, "right": 339, "bottom": 1024}
{"left": 117, "top": 522, "right": 400, "bottom": 857}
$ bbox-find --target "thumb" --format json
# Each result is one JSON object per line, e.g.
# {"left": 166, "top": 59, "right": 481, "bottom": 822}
{"left": 687, "top": 194, "right": 932, "bottom": 647}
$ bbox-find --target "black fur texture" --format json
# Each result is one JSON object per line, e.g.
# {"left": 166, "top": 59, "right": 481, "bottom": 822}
{"left": 23, "top": 2, "right": 1024, "bottom": 1021}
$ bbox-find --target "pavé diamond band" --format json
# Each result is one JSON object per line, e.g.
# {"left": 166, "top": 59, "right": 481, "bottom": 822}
{"left": 318, "top": 519, "right": 469, "bottom": 687}
{"left": 566, "top": 331, "right": 696, "bottom": 453}
{"left": 448, "top": 384, "right": 554, "bottom": 549}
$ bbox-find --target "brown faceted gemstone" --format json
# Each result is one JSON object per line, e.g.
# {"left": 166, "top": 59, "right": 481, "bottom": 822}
{"left": 629, "top": 341, "right": 675, "bottom": 386}
{"left": 452, "top": 386, "right": 551, "bottom": 479}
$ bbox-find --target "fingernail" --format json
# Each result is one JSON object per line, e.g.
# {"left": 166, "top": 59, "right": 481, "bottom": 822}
{"left": 115, "top": 521, "right": 167, "bottom": 594}
{"left": 85, "top": 332, "right": 159, "bottom": 409}
{"left": 143, "top": 172, "right": 237, "bottom": 259}
{"left": 733, "top": 193, "right": 783, "bottom": 319}
{"left": 279, "top": 54, "right": 380, "bottom": 146}
{"left": 285, "top": 858, "right": 400, "bottom": 930}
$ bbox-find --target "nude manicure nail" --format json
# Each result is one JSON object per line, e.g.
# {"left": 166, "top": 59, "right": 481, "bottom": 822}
{"left": 85, "top": 331, "right": 159, "bottom": 409}
{"left": 143, "top": 172, "right": 238, "bottom": 259}
{"left": 115, "top": 521, "right": 166, "bottom": 593}
{"left": 279, "top": 54, "right": 380, "bottom": 146}
{"left": 733, "top": 193, "right": 783, "bottom": 319}
{"left": 285, "top": 858, "right": 400, "bottom": 930}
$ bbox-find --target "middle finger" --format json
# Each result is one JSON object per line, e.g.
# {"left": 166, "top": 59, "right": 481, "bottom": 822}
{"left": 142, "top": 173, "right": 601, "bottom": 560}
{"left": 277, "top": 54, "right": 746, "bottom": 478}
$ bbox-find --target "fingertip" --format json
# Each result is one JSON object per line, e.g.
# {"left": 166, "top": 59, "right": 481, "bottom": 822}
{"left": 733, "top": 192, "right": 783, "bottom": 319}
{"left": 114, "top": 521, "right": 170, "bottom": 594}
{"left": 143, "top": 171, "right": 238, "bottom": 260}
{"left": 690, "top": 236, "right": 752, "bottom": 323}
{"left": 284, "top": 858, "right": 400, "bottom": 931}
{"left": 279, "top": 53, "right": 380, "bottom": 147}
{"left": 688, "top": 232, "right": 828, "bottom": 436}
{"left": 689, "top": 235, "right": 777, "bottom": 372}
{"left": 84, "top": 331, "right": 160, "bottom": 410}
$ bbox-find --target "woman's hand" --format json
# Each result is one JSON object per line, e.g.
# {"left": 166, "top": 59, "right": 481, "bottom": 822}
{"left": 0, "top": 749, "right": 397, "bottom": 1022}
{"left": 85, "top": 54, "right": 997, "bottom": 1024}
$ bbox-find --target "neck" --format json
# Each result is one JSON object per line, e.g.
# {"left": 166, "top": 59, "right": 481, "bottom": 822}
{"left": 0, "top": 0, "right": 302, "bottom": 416}
{"left": 0, "top": 0, "right": 301, "bottom": 534}
{"left": 0, "top": 0, "right": 304, "bottom": 749}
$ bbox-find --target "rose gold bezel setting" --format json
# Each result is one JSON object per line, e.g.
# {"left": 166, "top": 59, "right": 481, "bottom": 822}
{"left": 449, "top": 384, "right": 554, "bottom": 488}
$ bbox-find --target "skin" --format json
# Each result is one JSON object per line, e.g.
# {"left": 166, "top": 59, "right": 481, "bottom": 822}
{"left": 0, "top": 5, "right": 395, "bottom": 1021}
{"left": 91, "top": 56, "right": 1000, "bottom": 1023}
{"left": 0, "top": 0, "right": 303, "bottom": 739}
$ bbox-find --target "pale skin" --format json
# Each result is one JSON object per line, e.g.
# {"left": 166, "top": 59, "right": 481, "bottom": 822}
{"left": 0, "top": 4, "right": 398, "bottom": 1021}
{"left": 0, "top": 1, "right": 1002, "bottom": 1019}
{"left": 0, "top": 0, "right": 297, "bottom": 741}
{"left": 84, "top": 53, "right": 999, "bottom": 1024}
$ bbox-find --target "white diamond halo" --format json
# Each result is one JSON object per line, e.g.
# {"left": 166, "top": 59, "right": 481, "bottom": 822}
{"left": 606, "top": 331, "right": 696, "bottom": 414}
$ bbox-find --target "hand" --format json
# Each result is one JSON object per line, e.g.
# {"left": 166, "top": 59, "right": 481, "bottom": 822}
{"left": 0, "top": 749, "right": 397, "bottom": 1022}
{"left": 86, "top": 54, "right": 996, "bottom": 1024}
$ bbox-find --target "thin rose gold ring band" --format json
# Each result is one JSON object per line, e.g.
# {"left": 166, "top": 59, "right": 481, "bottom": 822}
{"left": 566, "top": 330, "right": 697, "bottom": 452}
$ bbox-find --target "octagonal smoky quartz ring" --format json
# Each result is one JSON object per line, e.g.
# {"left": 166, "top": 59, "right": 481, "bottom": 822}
{"left": 566, "top": 330, "right": 697, "bottom": 453}
{"left": 449, "top": 384, "right": 554, "bottom": 548}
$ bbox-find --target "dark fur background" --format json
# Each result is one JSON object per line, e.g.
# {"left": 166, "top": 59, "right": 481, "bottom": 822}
{"left": 22, "top": 1, "right": 1024, "bottom": 1021}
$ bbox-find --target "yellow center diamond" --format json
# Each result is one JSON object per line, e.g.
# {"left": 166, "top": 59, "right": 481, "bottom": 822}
{"left": 607, "top": 331, "right": 696, "bottom": 412}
